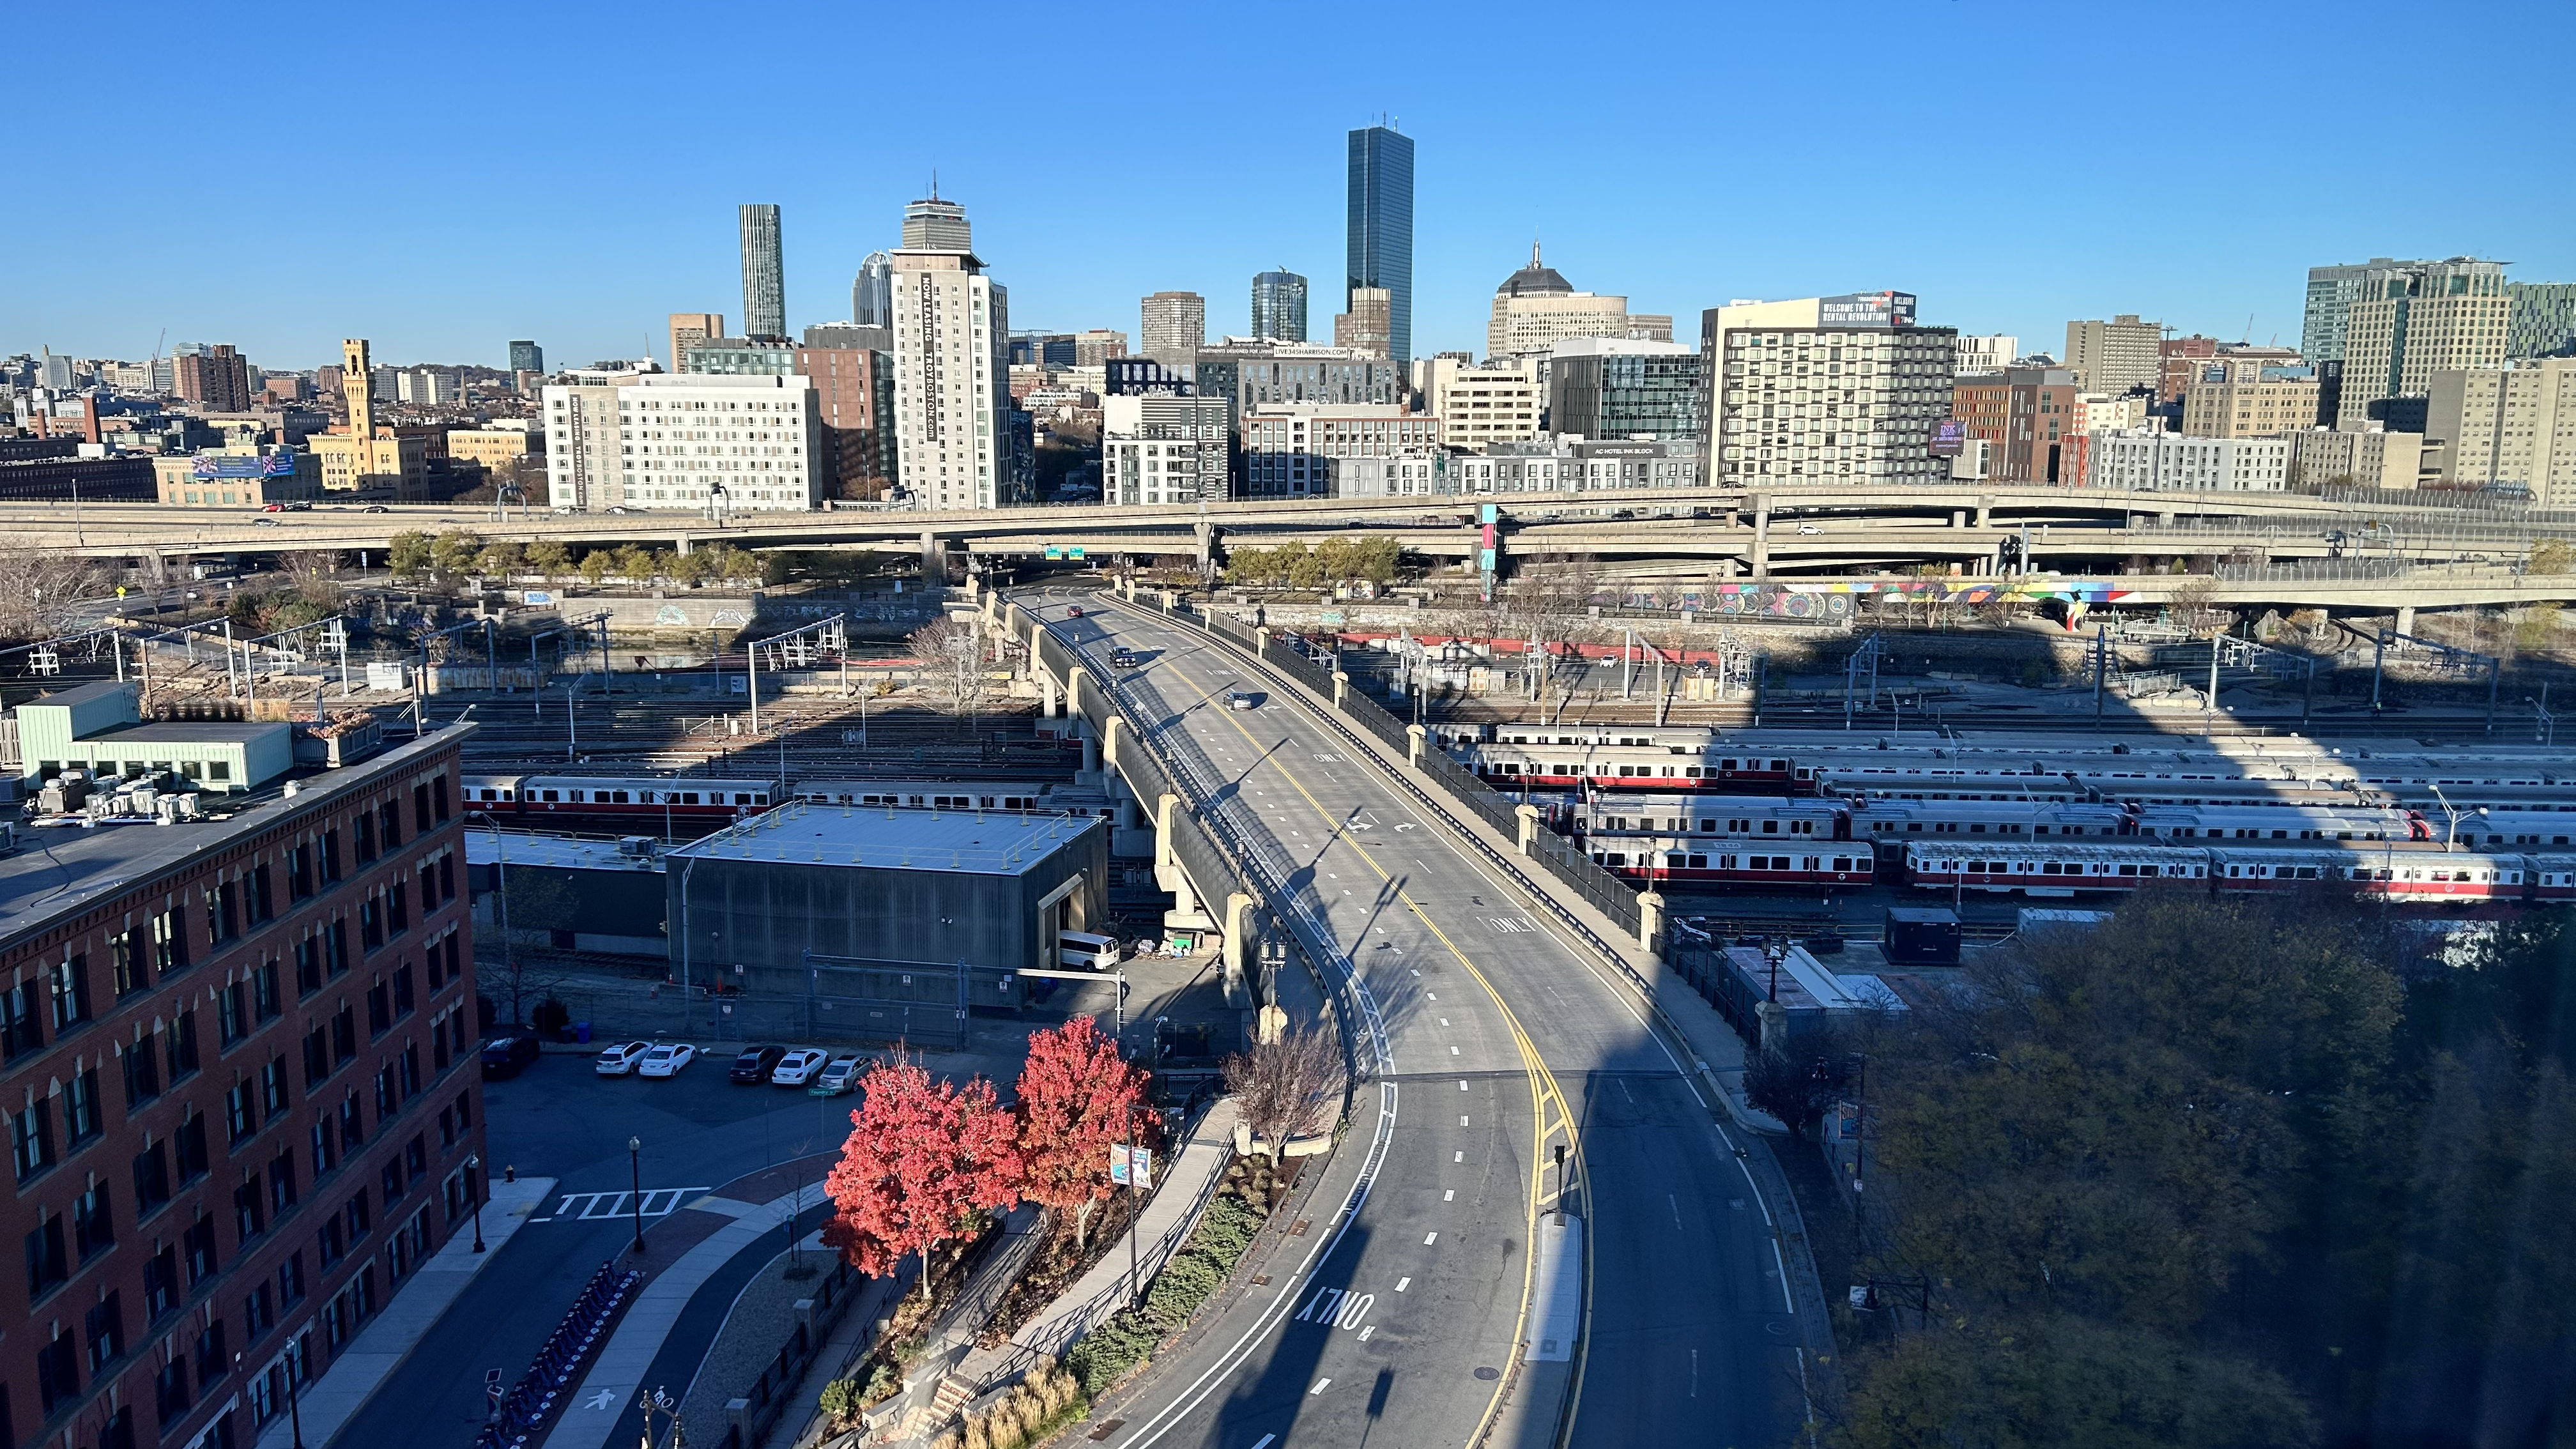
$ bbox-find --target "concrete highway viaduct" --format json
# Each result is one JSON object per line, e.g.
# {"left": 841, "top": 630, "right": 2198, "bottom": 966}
{"left": 18, "top": 482, "right": 2576, "bottom": 614}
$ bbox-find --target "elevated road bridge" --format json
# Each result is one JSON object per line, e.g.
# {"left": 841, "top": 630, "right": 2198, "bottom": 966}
{"left": 16, "top": 482, "right": 2575, "bottom": 611}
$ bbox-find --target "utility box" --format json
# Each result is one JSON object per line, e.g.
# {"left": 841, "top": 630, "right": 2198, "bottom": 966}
{"left": 367, "top": 662, "right": 410, "bottom": 691}
{"left": 1883, "top": 907, "right": 1962, "bottom": 967}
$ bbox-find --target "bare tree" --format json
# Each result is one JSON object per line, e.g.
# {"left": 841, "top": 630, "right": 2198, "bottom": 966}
{"left": 1488, "top": 551, "right": 1600, "bottom": 725}
{"left": 908, "top": 615, "right": 990, "bottom": 719}
{"left": 1222, "top": 1023, "right": 1345, "bottom": 1160}
{"left": 0, "top": 546, "right": 106, "bottom": 641}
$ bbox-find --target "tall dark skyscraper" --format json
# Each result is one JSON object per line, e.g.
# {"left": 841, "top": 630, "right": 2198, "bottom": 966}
{"left": 508, "top": 339, "right": 544, "bottom": 373}
{"left": 740, "top": 203, "right": 785, "bottom": 339}
{"left": 1252, "top": 270, "right": 1309, "bottom": 342}
{"left": 1346, "top": 125, "right": 1414, "bottom": 364}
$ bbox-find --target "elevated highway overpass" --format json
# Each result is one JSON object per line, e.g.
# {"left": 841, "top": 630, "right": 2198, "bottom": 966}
{"left": 17, "top": 482, "right": 2575, "bottom": 612}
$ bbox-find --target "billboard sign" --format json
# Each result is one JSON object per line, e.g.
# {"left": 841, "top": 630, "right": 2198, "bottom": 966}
{"left": 1818, "top": 292, "right": 1919, "bottom": 330}
{"left": 192, "top": 450, "right": 298, "bottom": 480}
{"left": 1929, "top": 418, "right": 1967, "bottom": 457}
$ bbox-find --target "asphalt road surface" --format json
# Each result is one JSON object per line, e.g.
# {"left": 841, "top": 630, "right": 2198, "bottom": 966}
{"left": 1037, "top": 592, "right": 1805, "bottom": 1449}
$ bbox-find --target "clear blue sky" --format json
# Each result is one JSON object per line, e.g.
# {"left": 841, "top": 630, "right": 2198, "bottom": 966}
{"left": 10, "top": 0, "right": 2570, "bottom": 372}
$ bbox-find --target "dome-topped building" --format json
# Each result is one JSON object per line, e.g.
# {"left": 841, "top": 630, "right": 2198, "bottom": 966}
{"left": 1485, "top": 242, "right": 1669, "bottom": 361}
{"left": 1497, "top": 242, "right": 1574, "bottom": 298}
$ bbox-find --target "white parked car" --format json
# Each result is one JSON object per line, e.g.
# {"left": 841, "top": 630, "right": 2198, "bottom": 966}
{"left": 595, "top": 1041, "right": 656, "bottom": 1076}
{"left": 811, "top": 1054, "right": 866, "bottom": 1096}
{"left": 637, "top": 1043, "right": 697, "bottom": 1078}
{"left": 771, "top": 1048, "right": 831, "bottom": 1087}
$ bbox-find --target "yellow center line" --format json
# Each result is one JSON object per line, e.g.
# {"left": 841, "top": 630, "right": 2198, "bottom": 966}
{"left": 1147, "top": 646, "right": 1588, "bottom": 1448}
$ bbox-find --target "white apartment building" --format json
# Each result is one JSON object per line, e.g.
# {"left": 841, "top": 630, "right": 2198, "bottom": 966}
{"left": 1705, "top": 293, "right": 1956, "bottom": 484}
{"left": 1331, "top": 454, "right": 1448, "bottom": 498}
{"left": 2283, "top": 427, "right": 2424, "bottom": 491}
{"left": 1952, "top": 335, "right": 2018, "bottom": 377}
{"left": 1413, "top": 356, "right": 1543, "bottom": 448}
{"left": 1447, "top": 438, "right": 1704, "bottom": 494}
{"left": 890, "top": 246, "right": 1017, "bottom": 510}
{"left": 544, "top": 372, "right": 820, "bottom": 512}
{"left": 2426, "top": 358, "right": 2576, "bottom": 503}
{"left": 1101, "top": 393, "right": 1229, "bottom": 506}
{"left": 2077, "top": 391, "right": 2154, "bottom": 436}
{"left": 2089, "top": 430, "right": 2289, "bottom": 491}
{"left": 1239, "top": 404, "right": 1440, "bottom": 498}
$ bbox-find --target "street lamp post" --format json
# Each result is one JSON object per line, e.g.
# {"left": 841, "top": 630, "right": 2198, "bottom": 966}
{"left": 628, "top": 1136, "right": 645, "bottom": 1255}
{"left": 467, "top": 1152, "right": 487, "bottom": 1252}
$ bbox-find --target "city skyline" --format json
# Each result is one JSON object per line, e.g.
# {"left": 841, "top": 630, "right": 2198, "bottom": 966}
{"left": 4, "top": 0, "right": 2569, "bottom": 371}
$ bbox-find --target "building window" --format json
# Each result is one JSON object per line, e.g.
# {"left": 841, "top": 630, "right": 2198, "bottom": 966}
{"left": 48, "top": 953, "right": 91, "bottom": 1032}
{"left": 134, "top": 1137, "right": 172, "bottom": 1217}
{"left": 144, "top": 1243, "right": 181, "bottom": 1320}
{"left": 2, "top": 977, "right": 43, "bottom": 1059}
{"left": 24, "top": 1209, "right": 69, "bottom": 1299}
{"left": 234, "top": 1174, "right": 266, "bottom": 1241}
{"left": 36, "top": 1324, "right": 79, "bottom": 1413}
{"left": 74, "top": 1180, "right": 116, "bottom": 1259}
{"left": 66, "top": 1066, "right": 103, "bottom": 1146}
{"left": 12, "top": 1098, "right": 56, "bottom": 1181}
{"left": 168, "top": 1007, "right": 201, "bottom": 1082}
{"left": 226, "top": 1082, "right": 259, "bottom": 1145}
{"left": 84, "top": 1289, "right": 125, "bottom": 1373}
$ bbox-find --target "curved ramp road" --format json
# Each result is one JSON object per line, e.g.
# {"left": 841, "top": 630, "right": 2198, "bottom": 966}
{"left": 1036, "top": 594, "right": 1806, "bottom": 1449}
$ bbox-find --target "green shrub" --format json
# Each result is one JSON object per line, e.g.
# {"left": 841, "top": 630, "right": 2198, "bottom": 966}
{"left": 1064, "top": 1185, "right": 1274, "bottom": 1395}
{"left": 816, "top": 1378, "right": 861, "bottom": 1425}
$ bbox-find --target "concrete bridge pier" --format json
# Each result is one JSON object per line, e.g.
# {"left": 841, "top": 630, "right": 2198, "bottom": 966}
{"left": 1750, "top": 493, "right": 1771, "bottom": 579}
{"left": 1975, "top": 496, "right": 1993, "bottom": 528}
{"left": 1038, "top": 670, "right": 1060, "bottom": 719}
{"left": 1154, "top": 793, "right": 1214, "bottom": 929}
{"left": 674, "top": 533, "right": 694, "bottom": 556}
{"left": 1515, "top": 804, "right": 1543, "bottom": 855}
{"left": 1637, "top": 890, "right": 1666, "bottom": 962}
{"left": 919, "top": 530, "right": 946, "bottom": 582}
{"left": 1220, "top": 893, "right": 1261, "bottom": 1008}
{"left": 2396, "top": 605, "right": 2416, "bottom": 634}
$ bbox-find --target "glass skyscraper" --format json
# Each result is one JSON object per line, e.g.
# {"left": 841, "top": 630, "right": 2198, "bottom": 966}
{"left": 740, "top": 203, "right": 785, "bottom": 339}
{"left": 1252, "top": 270, "right": 1309, "bottom": 342}
{"left": 853, "top": 251, "right": 893, "bottom": 329}
{"left": 1346, "top": 126, "right": 1413, "bottom": 364}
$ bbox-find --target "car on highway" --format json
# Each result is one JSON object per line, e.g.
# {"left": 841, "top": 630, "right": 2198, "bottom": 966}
{"left": 359, "top": 504, "right": 390, "bottom": 513}
{"left": 480, "top": 1034, "right": 541, "bottom": 1078}
{"left": 1065, "top": 605, "right": 1083, "bottom": 618}
{"left": 261, "top": 502, "right": 288, "bottom": 512}
{"left": 728, "top": 1045, "right": 787, "bottom": 1084}
{"left": 811, "top": 1054, "right": 866, "bottom": 1096}
{"left": 771, "top": 1047, "right": 830, "bottom": 1087}
{"left": 606, "top": 505, "right": 640, "bottom": 514}
{"left": 1110, "top": 648, "right": 1138, "bottom": 668}
{"left": 595, "top": 1040, "right": 656, "bottom": 1076}
{"left": 637, "top": 1043, "right": 698, "bottom": 1078}
{"left": 252, "top": 517, "right": 285, "bottom": 527}
{"left": 1228, "top": 691, "right": 1258, "bottom": 710}
{"left": 1796, "top": 523, "right": 1824, "bottom": 535}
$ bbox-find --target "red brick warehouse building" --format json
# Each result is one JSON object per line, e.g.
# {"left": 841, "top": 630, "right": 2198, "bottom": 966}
{"left": 1, "top": 686, "right": 481, "bottom": 1449}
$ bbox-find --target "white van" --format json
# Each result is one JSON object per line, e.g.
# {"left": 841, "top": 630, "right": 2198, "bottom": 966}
{"left": 1057, "top": 930, "right": 1120, "bottom": 972}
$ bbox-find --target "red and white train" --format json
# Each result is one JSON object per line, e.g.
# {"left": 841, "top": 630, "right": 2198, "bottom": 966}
{"left": 461, "top": 774, "right": 780, "bottom": 824}
{"left": 1584, "top": 837, "right": 1876, "bottom": 889}
{"left": 1900, "top": 839, "right": 2576, "bottom": 905}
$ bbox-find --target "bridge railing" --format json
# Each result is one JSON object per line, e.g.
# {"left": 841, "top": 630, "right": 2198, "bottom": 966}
{"left": 1167, "top": 602, "right": 1647, "bottom": 940}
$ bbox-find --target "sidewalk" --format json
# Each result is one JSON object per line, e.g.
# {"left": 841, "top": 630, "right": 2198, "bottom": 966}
{"left": 869, "top": 1202, "right": 1047, "bottom": 1443}
{"left": 258, "top": 1176, "right": 558, "bottom": 1449}
{"left": 542, "top": 1185, "right": 818, "bottom": 1449}
{"left": 760, "top": 1250, "right": 911, "bottom": 1449}
{"left": 967, "top": 1098, "right": 1239, "bottom": 1379}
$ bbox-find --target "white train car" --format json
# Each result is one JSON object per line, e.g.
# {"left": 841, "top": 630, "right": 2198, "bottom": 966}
{"left": 1572, "top": 793, "right": 1846, "bottom": 841}
{"left": 1585, "top": 836, "right": 1875, "bottom": 889}
{"left": 2131, "top": 804, "right": 2421, "bottom": 841}
{"left": 1846, "top": 798, "right": 2133, "bottom": 841}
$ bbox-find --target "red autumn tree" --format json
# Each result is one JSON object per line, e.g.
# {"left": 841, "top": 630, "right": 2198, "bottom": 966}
{"left": 822, "top": 1050, "right": 1023, "bottom": 1298}
{"left": 1015, "top": 1016, "right": 1152, "bottom": 1249}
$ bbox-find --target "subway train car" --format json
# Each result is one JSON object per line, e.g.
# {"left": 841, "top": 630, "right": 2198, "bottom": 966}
{"left": 1584, "top": 836, "right": 1875, "bottom": 889}
{"left": 460, "top": 774, "right": 778, "bottom": 823}
{"left": 1899, "top": 839, "right": 2557, "bottom": 905}
{"left": 1572, "top": 793, "right": 1847, "bottom": 841}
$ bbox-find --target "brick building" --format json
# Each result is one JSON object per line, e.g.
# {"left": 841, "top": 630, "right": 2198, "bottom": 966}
{"left": 0, "top": 716, "right": 482, "bottom": 1449}
{"left": 1951, "top": 367, "right": 2082, "bottom": 483}
{"left": 792, "top": 344, "right": 894, "bottom": 500}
